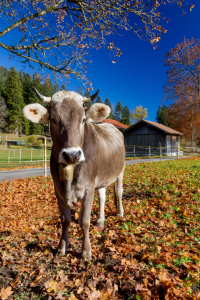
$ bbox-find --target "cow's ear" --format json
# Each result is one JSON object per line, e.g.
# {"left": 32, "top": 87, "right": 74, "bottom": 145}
{"left": 85, "top": 103, "right": 110, "bottom": 122}
{"left": 23, "top": 104, "right": 49, "bottom": 124}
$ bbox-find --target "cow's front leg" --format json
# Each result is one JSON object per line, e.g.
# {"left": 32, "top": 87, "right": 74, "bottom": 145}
{"left": 56, "top": 191, "right": 71, "bottom": 255}
{"left": 79, "top": 189, "right": 94, "bottom": 260}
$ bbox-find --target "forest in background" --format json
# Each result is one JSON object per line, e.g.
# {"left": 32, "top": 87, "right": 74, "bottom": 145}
{"left": 0, "top": 66, "right": 138, "bottom": 136}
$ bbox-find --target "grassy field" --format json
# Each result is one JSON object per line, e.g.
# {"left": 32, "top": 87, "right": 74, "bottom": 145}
{"left": 0, "top": 158, "right": 199, "bottom": 299}
{"left": 0, "top": 133, "right": 52, "bottom": 169}
{"left": 0, "top": 146, "right": 51, "bottom": 169}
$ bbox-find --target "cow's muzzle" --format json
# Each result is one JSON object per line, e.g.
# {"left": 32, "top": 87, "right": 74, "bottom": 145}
{"left": 59, "top": 147, "right": 85, "bottom": 165}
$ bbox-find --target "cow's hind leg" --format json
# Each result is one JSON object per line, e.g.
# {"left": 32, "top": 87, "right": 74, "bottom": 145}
{"left": 96, "top": 188, "right": 106, "bottom": 227}
{"left": 56, "top": 191, "right": 71, "bottom": 255}
{"left": 79, "top": 189, "right": 94, "bottom": 260}
{"left": 114, "top": 166, "right": 124, "bottom": 217}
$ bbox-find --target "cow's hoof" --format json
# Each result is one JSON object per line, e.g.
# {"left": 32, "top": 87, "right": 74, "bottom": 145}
{"left": 96, "top": 218, "right": 104, "bottom": 227}
{"left": 82, "top": 250, "right": 92, "bottom": 260}
{"left": 117, "top": 213, "right": 124, "bottom": 218}
{"left": 57, "top": 248, "right": 65, "bottom": 256}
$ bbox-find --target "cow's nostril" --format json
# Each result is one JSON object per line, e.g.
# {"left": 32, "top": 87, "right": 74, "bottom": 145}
{"left": 63, "top": 152, "right": 70, "bottom": 162}
{"left": 76, "top": 150, "right": 81, "bottom": 159}
{"left": 62, "top": 150, "right": 82, "bottom": 163}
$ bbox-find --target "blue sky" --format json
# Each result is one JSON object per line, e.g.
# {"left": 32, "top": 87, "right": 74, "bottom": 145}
{"left": 0, "top": 1, "right": 200, "bottom": 121}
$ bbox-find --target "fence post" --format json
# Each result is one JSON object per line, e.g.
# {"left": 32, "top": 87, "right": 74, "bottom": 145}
{"left": 159, "top": 142, "right": 162, "bottom": 161}
{"left": 8, "top": 151, "right": 10, "bottom": 164}
{"left": 177, "top": 142, "right": 179, "bottom": 159}
{"left": 44, "top": 137, "right": 47, "bottom": 177}
{"left": 19, "top": 149, "right": 21, "bottom": 163}
{"left": 149, "top": 146, "right": 151, "bottom": 157}
{"left": 133, "top": 145, "right": 135, "bottom": 159}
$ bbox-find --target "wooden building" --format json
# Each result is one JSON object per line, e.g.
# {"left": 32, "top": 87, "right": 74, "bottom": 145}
{"left": 6, "top": 140, "right": 23, "bottom": 147}
{"left": 123, "top": 120, "right": 183, "bottom": 157}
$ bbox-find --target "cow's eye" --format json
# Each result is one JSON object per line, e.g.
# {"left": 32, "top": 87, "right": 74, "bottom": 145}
{"left": 51, "top": 118, "right": 57, "bottom": 125}
{"left": 82, "top": 118, "right": 86, "bottom": 125}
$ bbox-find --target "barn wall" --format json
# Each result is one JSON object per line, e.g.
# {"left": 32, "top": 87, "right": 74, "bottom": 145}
{"left": 166, "top": 135, "right": 180, "bottom": 155}
{"left": 127, "top": 123, "right": 161, "bottom": 135}
{"left": 124, "top": 123, "right": 181, "bottom": 157}
{"left": 124, "top": 134, "right": 166, "bottom": 147}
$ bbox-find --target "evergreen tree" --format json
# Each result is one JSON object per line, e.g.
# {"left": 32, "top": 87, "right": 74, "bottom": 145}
{"left": 20, "top": 72, "right": 35, "bottom": 105}
{"left": 53, "top": 80, "right": 60, "bottom": 93}
{"left": 77, "top": 85, "right": 84, "bottom": 96}
{"left": 32, "top": 73, "right": 45, "bottom": 98}
{"left": 61, "top": 84, "right": 67, "bottom": 90}
{"left": 156, "top": 105, "right": 169, "bottom": 126}
{"left": 84, "top": 90, "right": 92, "bottom": 107}
{"left": 95, "top": 95, "right": 102, "bottom": 103}
{"left": 0, "top": 82, "right": 3, "bottom": 96}
{"left": 105, "top": 98, "right": 111, "bottom": 107}
{"left": 4, "top": 67, "right": 28, "bottom": 135}
{"left": 84, "top": 90, "right": 90, "bottom": 98}
{"left": 0, "top": 95, "right": 8, "bottom": 131}
{"left": 0, "top": 66, "right": 9, "bottom": 91}
{"left": 121, "top": 105, "right": 131, "bottom": 125}
{"left": 114, "top": 100, "right": 123, "bottom": 122}
{"left": 105, "top": 98, "right": 114, "bottom": 119}
{"left": 42, "top": 78, "right": 53, "bottom": 97}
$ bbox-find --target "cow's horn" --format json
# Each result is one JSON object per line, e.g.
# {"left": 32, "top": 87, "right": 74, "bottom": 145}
{"left": 33, "top": 87, "right": 52, "bottom": 103}
{"left": 83, "top": 88, "right": 100, "bottom": 103}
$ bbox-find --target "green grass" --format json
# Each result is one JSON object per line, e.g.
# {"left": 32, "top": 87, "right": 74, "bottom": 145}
{"left": 0, "top": 146, "right": 51, "bottom": 169}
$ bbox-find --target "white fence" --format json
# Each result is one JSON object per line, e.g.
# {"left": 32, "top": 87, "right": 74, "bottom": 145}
{"left": 5, "top": 147, "right": 51, "bottom": 164}
{"left": 125, "top": 143, "right": 182, "bottom": 158}
{"left": 183, "top": 147, "right": 200, "bottom": 154}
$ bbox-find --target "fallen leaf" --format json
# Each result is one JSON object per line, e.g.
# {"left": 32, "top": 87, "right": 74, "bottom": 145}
{"left": 44, "top": 279, "right": 58, "bottom": 293}
{"left": 0, "top": 286, "right": 13, "bottom": 300}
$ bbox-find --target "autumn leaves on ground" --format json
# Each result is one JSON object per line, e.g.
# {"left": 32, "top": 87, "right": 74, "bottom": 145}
{"left": 0, "top": 158, "right": 200, "bottom": 300}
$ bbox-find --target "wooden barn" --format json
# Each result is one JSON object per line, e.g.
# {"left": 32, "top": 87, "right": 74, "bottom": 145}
{"left": 123, "top": 120, "right": 183, "bottom": 157}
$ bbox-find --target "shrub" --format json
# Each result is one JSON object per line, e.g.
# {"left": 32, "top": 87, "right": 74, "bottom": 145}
{"left": 27, "top": 136, "right": 42, "bottom": 148}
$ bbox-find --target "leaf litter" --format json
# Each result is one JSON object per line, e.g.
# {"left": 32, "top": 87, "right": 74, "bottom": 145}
{"left": 0, "top": 157, "right": 200, "bottom": 299}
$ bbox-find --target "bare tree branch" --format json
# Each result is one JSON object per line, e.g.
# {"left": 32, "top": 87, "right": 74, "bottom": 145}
{"left": 0, "top": 0, "right": 192, "bottom": 86}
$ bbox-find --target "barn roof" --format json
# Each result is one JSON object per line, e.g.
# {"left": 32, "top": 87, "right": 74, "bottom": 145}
{"left": 123, "top": 120, "right": 183, "bottom": 135}
{"left": 101, "top": 119, "right": 129, "bottom": 129}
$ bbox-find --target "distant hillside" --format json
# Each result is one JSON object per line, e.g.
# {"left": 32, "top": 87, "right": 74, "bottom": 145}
{"left": 0, "top": 66, "right": 9, "bottom": 86}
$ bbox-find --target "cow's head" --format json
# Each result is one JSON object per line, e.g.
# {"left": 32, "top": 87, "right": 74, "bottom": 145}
{"left": 23, "top": 88, "right": 110, "bottom": 165}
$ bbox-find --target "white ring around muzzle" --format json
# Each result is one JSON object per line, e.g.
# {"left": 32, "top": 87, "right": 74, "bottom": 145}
{"left": 59, "top": 147, "right": 85, "bottom": 164}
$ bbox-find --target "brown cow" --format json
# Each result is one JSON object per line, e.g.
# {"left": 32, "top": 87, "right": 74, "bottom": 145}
{"left": 23, "top": 88, "right": 125, "bottom": 259}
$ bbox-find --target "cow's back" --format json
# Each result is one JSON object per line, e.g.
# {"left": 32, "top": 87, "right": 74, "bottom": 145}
{"left": 86, "top": 123, "right": 125, "bottom": 189}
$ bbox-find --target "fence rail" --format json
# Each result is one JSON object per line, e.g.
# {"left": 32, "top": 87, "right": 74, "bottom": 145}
{"left": 4, "top": 148, "right": 51, "bottom": 164}
{"left": 125, "top": 143, "right": 182, "bottom": 158}
{"left": 0, "top": 145, "right": 195, "bottom": 164}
